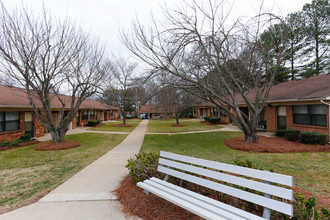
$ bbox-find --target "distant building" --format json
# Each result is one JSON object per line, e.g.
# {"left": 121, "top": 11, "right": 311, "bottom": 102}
{"left": 0, "top": 85, "right": 119, "bottom": 142}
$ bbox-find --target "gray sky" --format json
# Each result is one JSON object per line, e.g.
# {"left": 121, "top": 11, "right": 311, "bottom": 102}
{"left": 2, "top": 0, "right": 311, "bottom": 62}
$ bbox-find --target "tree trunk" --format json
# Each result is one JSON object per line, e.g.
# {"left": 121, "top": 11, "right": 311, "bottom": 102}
{"left": 50, "top": 128, "right": 66, "bottom": 143}
{"left": 244, "top": 131, "right": 259, "bottom": 143}
{"left": 175, "top": 117, "right": 179, "bottom": 125}
{"left": 123, "top": 115, "right": 126, "bottom": 125}
{"left": 291, "top": 42, "right": 295, "bottom": 80}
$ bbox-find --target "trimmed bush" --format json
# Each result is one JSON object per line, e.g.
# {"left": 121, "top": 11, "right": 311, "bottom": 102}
{"left": 125, "top": 115, "right": 134, "bottom": 119}
{"left": 126, "top": 152, "right": 164, "bottom": 182}
{"left": 299, "top": 132, "right": 328, "bottom": 145}
{"left": 275, "top": 129, "right": 286, "bottom": 137}
{"left": 208, "top": 117, "right": 221, "bottom": 123}
{"left": 284, "top": 129, "right": 301, "bottom": 141}
{"left": 87, "top": 120, "right": 100, "bottom": 127}
{"left": 203, "top": 116, "right": 210, "bottom": 121}
{"left": 0, "top": 139, "right": 21, "bottom": 147}
{"left": 20, "top": 134, "right": 31, "bottom": 141}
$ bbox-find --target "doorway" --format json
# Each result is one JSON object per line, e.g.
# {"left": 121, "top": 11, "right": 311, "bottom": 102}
{"left": 277, "top": 106, "right": 287, "bottom": 130}
{"left": 24, "top": 112, "right": 34, "bottom": 137}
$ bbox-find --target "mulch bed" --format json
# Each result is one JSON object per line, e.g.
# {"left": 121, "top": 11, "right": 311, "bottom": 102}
{"left": 0, "top": 140, "right": 39, "bottom": 151}
{"left": 34, "top": 140, "right": 81, "bottom": 151}
{"left": 93, "top": 123, "right": 105, "bottom": 128}
{"left": 225, "top": 136, "right": 330, "bottom": 153}
{"left": 201, "top": 121, "right": 222, "bottom": 125}
{"left": 171, "top": 124, "right": 186, "bottom": 127}
{"left": 115, "top": 176, "right": 203, "bottom": 220}
{"left": 113, "top": 124, "right": 132, "bottom": 127}
{"left": 116, "top": 176, "right": 330, "bottom": 220}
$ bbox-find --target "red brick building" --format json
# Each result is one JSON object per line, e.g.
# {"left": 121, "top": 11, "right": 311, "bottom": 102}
{"left": 0, "top": 85, "right": 119, "bottom": 142}
{"left": 140, "top": 105, "right": 172, "bottom": 119}
{"left": 193, "top": 74, "right": 330, "bottom": 139}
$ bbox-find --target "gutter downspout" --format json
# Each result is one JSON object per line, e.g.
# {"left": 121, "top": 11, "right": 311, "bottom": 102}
{"left": 320, "top": 100, "right": 330, "bottom": 143}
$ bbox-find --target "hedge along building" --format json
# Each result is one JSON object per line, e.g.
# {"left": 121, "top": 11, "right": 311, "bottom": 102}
{"left": 0, "top": 85, "right": 119, "bottom": 142}
{"left": 193, "top": 74, "right": 330, "bottom": 139}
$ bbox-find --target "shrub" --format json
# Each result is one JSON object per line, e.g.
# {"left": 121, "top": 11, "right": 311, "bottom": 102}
{"left": 299, "top": 132, "right": 328, "bottom": 145}
{"left": 275, "top": 129, "right": 286, "bottom": 137}
{"left": 87, "top": 120, "right": 100, "bottom": 127}
{"left": 126, "top": 152, "right": 164, "bottom": 182}
{"left": 208, "top": 117, "right": 221, "bottom": 123}
{"left": 125, "top": 115, "right": 134, "bottom": 119}
{"left": 292, "top": 193, "right": 329, "bottom": 220}
{"left": 234, "top": 158, "right": 265, "bottom": 170}
{"left": 20, "top": 134, "right": 31, "bottom": 141}
{"left": 203, "top": 116, "right": 210, "bottom": 121}
{"left": 0, "top": 139, "right": 21, "bottom": 147}
{"left": 284, "top": 129, "right": 301, "bottom": 141}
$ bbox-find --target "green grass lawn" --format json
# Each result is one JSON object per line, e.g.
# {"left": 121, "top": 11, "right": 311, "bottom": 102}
{"left": 88, "top": 119, "right": 142, "bottom": 132}
{"left": 0, "top": 133, "right": 127, "bottom": 214}
{"left": 141, "top": 131, "right": 330, "bottom": 198}
{"left": 147, "top": 119, "right": 223, "bottom": 133}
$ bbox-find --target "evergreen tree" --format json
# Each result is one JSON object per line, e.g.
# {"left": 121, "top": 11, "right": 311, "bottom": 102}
{"left": 301, "top": 0, "right": 330, "bottom": 76}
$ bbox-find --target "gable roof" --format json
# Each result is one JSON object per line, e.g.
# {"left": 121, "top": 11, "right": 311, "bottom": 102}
{"left": 0, "top": 85, "right": 118, "bottom": 110}
{"left": 266, "top": 74, "right": 330, "bottom": 102}
{"left": 195, "top": 74, "right": 330, "bottom": 107}
{"left": 140, "top": 105, "right": 167, "bottom": 113}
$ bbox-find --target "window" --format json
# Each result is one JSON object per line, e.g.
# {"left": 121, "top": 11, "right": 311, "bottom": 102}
{"left": 89, "top": 110, "right": 95, "bottom": 119}
{"left": 82, "top": 111, "right": 88, "bottom": 120}
{"left": 95, "top": 111, "right": 98, "bottom": 120}
{"left": 213, "top": 108, "right": 219, "bottom": 116}
{"left": 293, "top": 105, "right": 327, "bottom": 127}
{"left": 0, "top": 111, "right": 19, "bottom": 132}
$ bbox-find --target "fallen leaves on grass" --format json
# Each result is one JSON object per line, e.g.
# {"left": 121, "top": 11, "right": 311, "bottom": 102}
{"left": 113, "top": 124, "right": 133, "bottom": 127}
{"left": 34, "top": 140, "right": 81, "bottom": 151}
{"left": 171, "top": 124, "right": 186, "bottom": 127}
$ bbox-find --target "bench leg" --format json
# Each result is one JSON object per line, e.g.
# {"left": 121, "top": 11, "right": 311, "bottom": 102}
{"left": 262, "top": 179, "right": 271, "bottom": 220}
{"left": 143, "top": 189, "right": 150, "bottom": 195}
{"left": 164, "top": 174, "right": 169, "bottom": 182}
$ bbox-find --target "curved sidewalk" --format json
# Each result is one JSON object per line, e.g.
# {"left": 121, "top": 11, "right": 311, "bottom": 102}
{"left": 0, "top": 120, "right": 148, "bottom": 220}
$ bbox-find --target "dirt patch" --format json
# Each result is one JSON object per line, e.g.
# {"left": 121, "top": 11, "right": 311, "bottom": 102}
{"left": 116, "top": 176, "right": 330, "bottom": 219}
{"left": 113, "top": 124, "right": 132, "bottom": 127}
{"left": 171, "top": 124, "right": 186, "bottom": 127}
{"left": 115, "top": 176, "right": 202, "bottom": 220}
{"left": 225, "top": 136, "right": 330, "bottom": 153}
{"left": 34, "top": 140, "right": 81, "bottom": 151}
{"left": 0, "top": 140, "right": 39, "bottom": 151}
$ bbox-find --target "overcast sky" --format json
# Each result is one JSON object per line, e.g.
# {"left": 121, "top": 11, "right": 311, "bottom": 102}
{"left": 2, "top": 0, "right": 311, "bottom": 64}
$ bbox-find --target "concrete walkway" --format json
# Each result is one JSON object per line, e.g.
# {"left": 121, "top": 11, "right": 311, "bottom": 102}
{"left": 0, "top": 120, "right": 148, "bottom": 220}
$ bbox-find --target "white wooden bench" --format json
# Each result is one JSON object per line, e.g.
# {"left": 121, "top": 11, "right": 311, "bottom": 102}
{"left": 137, "top": 151, "right": 294, "bottom": 220}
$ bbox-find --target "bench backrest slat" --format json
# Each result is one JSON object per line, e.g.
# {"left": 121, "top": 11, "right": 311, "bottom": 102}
{"left": 160, "top": 151, "right": 293, "bottom": 187}
{"left": 159, "top": 158, "right": 293, "bottom": 200}
{"left": 158, "top": 165, "right": 293, "bottom": 216}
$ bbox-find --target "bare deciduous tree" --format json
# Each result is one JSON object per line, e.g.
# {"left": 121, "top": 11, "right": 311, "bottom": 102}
{"left": 122, "top": 0, "right": 288, "bottom": 142}
{"left": 103, "top": 58, "right": 137, "bottom": 125}
{"left": 0, "top": 3, "right": 108, "bottom": 143}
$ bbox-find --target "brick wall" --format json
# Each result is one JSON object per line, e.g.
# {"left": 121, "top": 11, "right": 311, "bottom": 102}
{"left": 266, "top": 106, "right": 276, "bottom": 132}
{"left": 34, "top": 115, "right": 45, "bottom": 137}
{"left": 0, "top": 111, "right": 25, "bottom": 142}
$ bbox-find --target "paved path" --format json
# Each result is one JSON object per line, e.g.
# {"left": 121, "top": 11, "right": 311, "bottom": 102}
{"left": 0, "top": 120, "right": 148, "bottom": 220}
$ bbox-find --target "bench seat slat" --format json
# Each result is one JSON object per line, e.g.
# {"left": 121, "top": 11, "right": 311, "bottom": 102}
{"left": 158, "top": 165, "right": 293, "bottom": 216}
{"left": 137, "top": 182, "right": 228, "bottom": 220}
{"left": 149, "top": 177, "right": 265, "bottom": 220}
{"left": 159, "top": 158, "right": 293, "bottom": 200}
{"left": 143, "top": 179, "right": 250, "bottom": 220}
{"left": 160, "top": 151, "right": 293, "bottom": 187}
